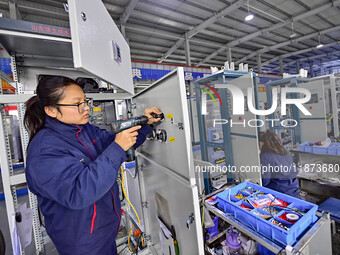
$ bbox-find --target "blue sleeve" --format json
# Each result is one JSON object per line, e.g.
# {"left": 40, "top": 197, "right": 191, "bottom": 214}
{"left": 26, "top": 141, "right": 127, "bottom": 210}
{"left": 260, "top": 154, "right": 271, "bottom": 187}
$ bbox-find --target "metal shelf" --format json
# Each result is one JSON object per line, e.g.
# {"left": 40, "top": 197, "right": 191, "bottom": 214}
{"left": 205, "top": 204, "right": 283, "bottom": 253}
{"left": 205, "top": 190, "right": 332, "bottom": 255}
{"left": 206, "top": 229, "right": 228, "bottom": 246}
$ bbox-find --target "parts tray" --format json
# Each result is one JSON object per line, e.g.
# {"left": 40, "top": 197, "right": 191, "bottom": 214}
{"left": 215, "top": 182, "right": 318, "bottom": 246}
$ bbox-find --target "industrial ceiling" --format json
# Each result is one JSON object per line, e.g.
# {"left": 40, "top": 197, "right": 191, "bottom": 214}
{"left": 0, "top": 0, "right": 339, "bottom": 74}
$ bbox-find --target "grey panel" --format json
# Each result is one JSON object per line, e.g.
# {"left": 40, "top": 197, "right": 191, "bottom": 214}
{"left": 132, "top": 68, "right": 194, "bottom": 180}
{"left": 229, "top": 73, "right": 261, "bottom": 184}
{"left": 68, "top": 0, "right": 134, "bottom": 94}
{"left": 299, "top": 80, "right": 328, "bottom": 142}
{"left": 137, "top": 155, "right": 203, "bottom": 255}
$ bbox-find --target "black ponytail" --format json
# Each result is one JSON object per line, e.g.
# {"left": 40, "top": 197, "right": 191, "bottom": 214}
{"left": 24, "top": 96, "right": 45, "bottom": 142}
{"left": 24, "top": 75, "right": 78, "bottom": 143}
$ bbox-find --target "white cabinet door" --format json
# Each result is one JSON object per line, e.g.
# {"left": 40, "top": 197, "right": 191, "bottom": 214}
{"left": 68, "top": 0, "right": 134, "bottom": 94}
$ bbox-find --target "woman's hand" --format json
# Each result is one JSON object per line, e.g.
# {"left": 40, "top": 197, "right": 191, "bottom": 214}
{"left": 144, "top": 107, "right": 163, "bottom": 125}
{"left": 114, "top": 126, "right": 141, "bottom": 151}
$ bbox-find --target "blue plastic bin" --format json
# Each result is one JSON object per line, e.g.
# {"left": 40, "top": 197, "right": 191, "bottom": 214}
{"left": 299, "top": 141, "right": 340, "bottom": 155}
{"left": 216, "top": 182, "right": 318, "bottom": 246}
{"left": 206, "top": 216, "right": 219, "bottom": 240}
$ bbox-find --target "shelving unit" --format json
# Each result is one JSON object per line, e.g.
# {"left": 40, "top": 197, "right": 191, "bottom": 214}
{"left": 203, "top": 186, "right": 332, "bottom": 254}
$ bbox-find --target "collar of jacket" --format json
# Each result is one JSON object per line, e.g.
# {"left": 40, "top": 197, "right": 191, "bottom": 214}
{"left": 44, "top": 115, "right": 86, "bottom": 137}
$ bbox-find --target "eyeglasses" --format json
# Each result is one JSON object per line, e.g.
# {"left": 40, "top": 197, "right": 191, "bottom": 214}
{"left": 55, "top": 98, "right": 93, "bottom": 113}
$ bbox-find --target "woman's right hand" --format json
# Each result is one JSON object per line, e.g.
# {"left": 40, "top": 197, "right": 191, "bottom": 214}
{"left": 114, "top": 126, "right": 141, "bottom": 151}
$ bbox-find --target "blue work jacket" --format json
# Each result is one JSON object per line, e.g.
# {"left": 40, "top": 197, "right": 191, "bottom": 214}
{"left": 26, "top": 116, "right": 151, "bottom": 255}
{"left": 260, "top": 151, "right": 300, "bottom": 198}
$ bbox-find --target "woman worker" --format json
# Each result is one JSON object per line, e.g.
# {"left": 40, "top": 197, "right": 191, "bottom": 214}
{"left": 24, "top": 75, "right": 162, "bottom": 254}
{"left": 259, "top": 130, "right": 300, "bottom": 198}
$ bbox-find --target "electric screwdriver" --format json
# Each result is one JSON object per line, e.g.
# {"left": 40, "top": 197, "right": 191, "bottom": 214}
{"left": 111, "top": 113, "right": 164, "bottom": 161}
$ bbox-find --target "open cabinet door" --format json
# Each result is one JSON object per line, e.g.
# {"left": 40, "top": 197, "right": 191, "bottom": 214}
{"left": 299, "top": 80, "right": 327, "bottom": 142}
{"left": 132, "top": 68, "right": 204, "bottom": 254}
{"left": 68, "top": 0, "right": 134, "bottom": 94}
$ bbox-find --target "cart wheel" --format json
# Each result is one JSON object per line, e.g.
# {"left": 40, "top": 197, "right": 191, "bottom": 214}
{"left": 0, "top": 230, "right": 5, "bottom": 255}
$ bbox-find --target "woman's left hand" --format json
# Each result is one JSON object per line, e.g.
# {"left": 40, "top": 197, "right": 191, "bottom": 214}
{"left": 144, "top": 107, "right": 163, "bottom": 125}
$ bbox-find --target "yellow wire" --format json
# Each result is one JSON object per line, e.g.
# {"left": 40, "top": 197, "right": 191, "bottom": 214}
{"left": 127, "top": 226, "right": 138, "bottom": 252}
{"left": 121, "top": 166, "right": 144, "bottom": 247}
{"left": 326, "top": 114, "right": 333, "bottom": 122}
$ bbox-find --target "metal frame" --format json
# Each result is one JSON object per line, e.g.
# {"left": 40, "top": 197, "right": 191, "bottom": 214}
{"left": 205, "top": 203, "right": 332, "bottom": 254}
{"left": 194, "top": 70, "right": 260, "bottom": 194}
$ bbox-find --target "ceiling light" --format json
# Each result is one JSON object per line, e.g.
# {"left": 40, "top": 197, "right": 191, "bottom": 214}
{"left": 245, "top": 0, "right": 254, "bottom": 21}
{"left": 316, "top": 33, "right": 323, "bottom": 48}
{"left": 245, "top": 14, "right": 254, "bottom": 21}
{"left": 289, "top": 22, "right": 296, "bottom": 38}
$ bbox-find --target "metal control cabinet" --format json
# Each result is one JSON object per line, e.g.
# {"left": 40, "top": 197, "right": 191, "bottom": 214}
{"left": 132, "top": 68, "right": 204, "bottom": 254}
{"left": 194, "top": 71, "right": 262, "bottom": 193}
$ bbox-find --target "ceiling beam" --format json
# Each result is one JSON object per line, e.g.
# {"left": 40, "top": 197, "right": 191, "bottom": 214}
{"left": 9, "top": 0, "right": 21, "bottom": 20}
{"left": 157, "top": 0, "right": 249, "bottom": 63}
{"left": 236, "top": 25, "right": 340, "bottom": 65}
{"left": 197, "top": 0, "right": 340, "bottom": 66}
{"left": 125, "top": 24, "right": 276, "bottom": 57}
{"left": 262, "top": 41, "right": 340, "bottom": 67}
{"left": 120, "top": 0, "right": 139, "bottom": 25}
{"left": 269, "top": 50, "right": 340, "bottom": 71}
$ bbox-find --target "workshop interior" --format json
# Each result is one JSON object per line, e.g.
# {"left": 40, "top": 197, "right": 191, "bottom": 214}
{"left": 0, "top": 0, "right": 340, "bottom": 254}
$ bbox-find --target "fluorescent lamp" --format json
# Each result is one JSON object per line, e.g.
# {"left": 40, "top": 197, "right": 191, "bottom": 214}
{"left": 316, "top": 34, "right": 323, "bottom": 48}
{"left": 245, "top": 14, "right": 254, "bottom": 21}
{"left": 245, "top": 0, "right": 254, "bottom": 21}
{"left": 290, "top": 22, "right": 297, "bottom": 38}
{"left": 289, "top": 32, "right": 297, "bottom": 38}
